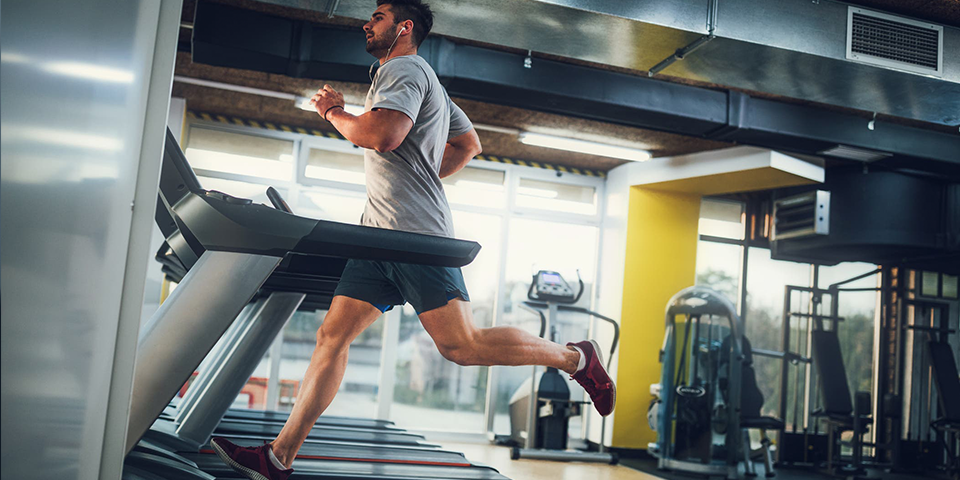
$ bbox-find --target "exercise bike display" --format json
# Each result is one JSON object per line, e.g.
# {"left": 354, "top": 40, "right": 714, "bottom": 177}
{"left": 498, "top": 270, "right": 620, "bottom": 464}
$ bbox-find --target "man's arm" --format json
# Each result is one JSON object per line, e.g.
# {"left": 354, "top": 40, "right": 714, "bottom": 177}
{"left": 327, "top": 108, "right": 412, "bottom": 153}
{"left": 311, "top": 84, "right": 413, "bottom": 153}
{"left": 439, "top": 129, "right": 482, "bottom": 178}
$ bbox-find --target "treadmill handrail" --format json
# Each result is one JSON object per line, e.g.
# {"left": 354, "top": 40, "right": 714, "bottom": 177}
{"left": 158, "top": 127, "right": 480, "bottom": 268}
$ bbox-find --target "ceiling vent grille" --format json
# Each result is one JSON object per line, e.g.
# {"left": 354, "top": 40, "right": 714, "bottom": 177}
{"left": 847, "top": 7, "right": 942, "bottom": 76}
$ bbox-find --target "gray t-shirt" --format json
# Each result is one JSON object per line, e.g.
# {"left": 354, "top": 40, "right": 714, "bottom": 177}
{"left": 361, "top": 54, "right": 473, "bottom": 237}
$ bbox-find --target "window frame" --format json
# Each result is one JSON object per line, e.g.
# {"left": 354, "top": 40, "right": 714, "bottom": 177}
{"left": 182, "top": 117, "right": 607, "bottom": 435}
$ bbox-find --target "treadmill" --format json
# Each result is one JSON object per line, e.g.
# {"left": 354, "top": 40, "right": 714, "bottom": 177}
{"left": 124, "top": 128, "right": 507, "bottom": 480}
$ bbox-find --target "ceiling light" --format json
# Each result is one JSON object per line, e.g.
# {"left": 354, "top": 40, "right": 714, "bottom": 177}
{"left": 296, "top": 97, "right": 365, "bottom": 116}
{"left": 518, "top": 132, "right": 650, "bottom": 162}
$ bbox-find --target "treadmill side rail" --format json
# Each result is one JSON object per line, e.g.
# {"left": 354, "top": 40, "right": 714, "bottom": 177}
{"left": 176, "top": 291, "right": 305, "bottom": 447}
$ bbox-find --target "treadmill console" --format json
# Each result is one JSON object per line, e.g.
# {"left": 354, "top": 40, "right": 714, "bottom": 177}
{"left": 529, "top": 270, "right": 577, "bottom": 303}
{"left": 203, "top": 190, "right": 253, "bottom": 205}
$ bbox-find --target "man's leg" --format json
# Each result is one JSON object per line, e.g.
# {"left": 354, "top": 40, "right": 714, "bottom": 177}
{"left": 270, "top": 295, "right": 383, "bottom": 467}
{"left": 417, "top": 298, "right": 580, "bottom": 374}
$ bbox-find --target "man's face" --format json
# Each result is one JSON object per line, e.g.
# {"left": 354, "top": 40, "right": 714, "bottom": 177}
{"left": 363, "top": 5, "right": 400, "bottom": 55}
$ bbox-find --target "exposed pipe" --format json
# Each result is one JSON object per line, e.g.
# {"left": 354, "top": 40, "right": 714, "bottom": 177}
{"left": 647, "top": 34, "right": 715, "bottom": 77}
{"left": 326, "top": 0, "right": 341, "bottom": 18}
{"left": 647, "top": 0, "right": 718, "bottom": 77}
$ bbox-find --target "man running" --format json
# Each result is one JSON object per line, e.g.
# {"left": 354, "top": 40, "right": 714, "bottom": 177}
{"left": 212, "top": 1, "right": 616, "bottom": 478}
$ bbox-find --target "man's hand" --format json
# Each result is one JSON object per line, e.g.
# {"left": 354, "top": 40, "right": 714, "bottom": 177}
{"left": 309, "top": 85, "right": 345, "bottom": 121}
{"left": 439, "top": 129, "right": 482, "bottom": 178}
{"left": 308, "top": 84, "right": 413, "bottom": 153}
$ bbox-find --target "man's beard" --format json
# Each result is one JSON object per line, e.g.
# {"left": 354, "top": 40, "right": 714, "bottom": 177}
{"left": 365, "top": 31, "right": 392, "bottom": 56}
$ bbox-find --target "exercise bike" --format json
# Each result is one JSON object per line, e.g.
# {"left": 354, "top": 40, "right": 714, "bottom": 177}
{"left": 497, "top": 269, "right": 620, "bottom": 463}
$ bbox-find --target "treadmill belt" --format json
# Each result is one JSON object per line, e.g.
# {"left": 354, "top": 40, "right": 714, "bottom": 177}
{"left": 161, "top": 405, "right": 400, "bottom": 431}
{"left": 201, "top": 436, "right": 471, "bottom": 467}
{"left": 214, "top": 420, "right": 429, "bottom": 447}
{"left": 222, "top": 409, "right": 399, "bottom": 430}
{"left": 188, "top": 453, "right": 510, "bottom": 479}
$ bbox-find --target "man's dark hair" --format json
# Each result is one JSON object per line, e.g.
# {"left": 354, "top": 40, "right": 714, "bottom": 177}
{"left": 377, "top": 0, "right": 433, "bottom": 47}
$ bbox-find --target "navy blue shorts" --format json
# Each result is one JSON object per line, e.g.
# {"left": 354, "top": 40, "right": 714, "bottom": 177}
{"left": 333, "top": 259, "right": 470, "bottom": 314}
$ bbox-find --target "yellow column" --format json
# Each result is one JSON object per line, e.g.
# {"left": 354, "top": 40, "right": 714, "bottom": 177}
{"left": 612, "top": 186, "right": 700, "bottom": 448}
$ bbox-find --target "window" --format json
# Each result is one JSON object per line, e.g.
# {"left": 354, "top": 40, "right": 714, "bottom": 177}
{"left": 696, "top": 242, "right": 743, "bottom": 308}
{"left": 817, "top": 263, "right": 879, "bottom": 408}
{"left": 185, "top": 127, "right": 294, "bottom": 181}
{"left": 945, "top": 274, "right": 959, "bottom": 299}
{"left": 699, "top": 198, "right": 744, "bottom": 240}
{"left": 516, "top": 178, "right": 597, "bottom": 215}
{"left": 493, "top": 218, "right": 600, "bottom": 437}
{"left": 442, "top": 166, "right": 506, "bottom": 208}
{"left": 745, "top": 248, "right": 811, "bottom": 418}
{"left": 297, "top": 189, "right": 366, "bottom": 224}
{"left": 304, "top": 144, "right": 365, "bottom": 185}
{"left": 276, "top": 309, "right": 386, "bottom": 417}
{"left": 173, "top": 119, "right": 605, "bottom": 431}
{"left": 391, "top": 211, "right": 502, "bottom": 432}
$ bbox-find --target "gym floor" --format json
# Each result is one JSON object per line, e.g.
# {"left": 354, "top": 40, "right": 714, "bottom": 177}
{"left": 439, "top": 441, "right": 655, "bottom": 480}
{"left": 438, "top": 440, "right": 933, "bottom": 480}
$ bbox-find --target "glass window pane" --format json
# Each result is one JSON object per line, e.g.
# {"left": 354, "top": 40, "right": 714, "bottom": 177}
{"left": 185, "top": 127, "right": 294, "bottom": 181}
{"left": 695, "top": 241, "right": 742, "bottom": 309}
{"left": 515, "top": 178, "right": 597, "bottom": 215}
{"left": 921, "top": 271, "right": 940, "bottom": 297}
{"left": 296, "top": 189, "right": 366, "bottom": 224}
{"left": 943, "top": 274, "right": 958, "bottom": 299}
{"left": 391, "top": 211, "right": 502, "bottom": 433}
{"left": 699, "top": 198, "right": 744, "bottom": 239}
{"left": 276, "top": 309, "right": 384, "bottom": 417}
{"left": 817, "top": 263, "right": 879, "bottom": 414}
{"left": 744, "top": 248, "right": 811, "bottom": 421}
{"left": 493, "top": 219, "right": 599, "bottom": 437}
{"left": 441, "top": 166, "right": 506, "bottom": 208}
{"left": 304, "top": 146, "right": 365, "bottom": 185}
{"left": 197, "top": 175, "right": 286, "bottom": 206}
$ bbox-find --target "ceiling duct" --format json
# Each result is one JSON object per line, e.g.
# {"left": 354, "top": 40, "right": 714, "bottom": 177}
{"left": 189, "top": 0, "right": 960, "bottom": 177}
{"left": 847, "top": 7, "right": 942, "bottom": 77}
{"left": 317, "top": 0, "right": 960, "bottom": 127}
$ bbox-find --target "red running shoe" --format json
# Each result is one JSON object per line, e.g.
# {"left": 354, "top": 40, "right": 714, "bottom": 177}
{"left": 210, "top": 437, "right": 293, "bottom": 480}
{"left": 568, "top": 339, "right": 617, "bottom": 416}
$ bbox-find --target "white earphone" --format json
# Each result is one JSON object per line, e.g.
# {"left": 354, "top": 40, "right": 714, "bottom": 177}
{"left": 368, "top": 25, "right": 409, "bottom": 82}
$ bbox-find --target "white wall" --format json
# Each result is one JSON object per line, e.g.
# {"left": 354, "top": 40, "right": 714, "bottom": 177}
{"left": 585, "top": 163, "right": 632, "bottom": 446}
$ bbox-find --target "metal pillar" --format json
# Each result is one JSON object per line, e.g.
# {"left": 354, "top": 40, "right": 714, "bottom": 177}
{"left": 125, "top": 251, "right": 280, "bottom": 453}
{"left": 176, "top": 291, "right": 305, "bottom": 447}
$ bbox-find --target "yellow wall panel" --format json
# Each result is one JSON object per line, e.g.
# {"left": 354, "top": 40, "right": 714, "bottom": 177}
{"left": 612, "top": 186, "right": 700, "bottom": 448}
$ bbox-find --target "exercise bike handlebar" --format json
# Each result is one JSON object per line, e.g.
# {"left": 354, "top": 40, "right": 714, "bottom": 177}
{"left": 519, "top": 301, "right": 548, "bottom": 339}
{"left": 521, "top": 301, "right": 620, "bottom": 369}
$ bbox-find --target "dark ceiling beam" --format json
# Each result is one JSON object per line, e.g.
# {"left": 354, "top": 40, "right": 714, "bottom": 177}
{"left": 192, "top": 0, "right": 960, "bottom": 176}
